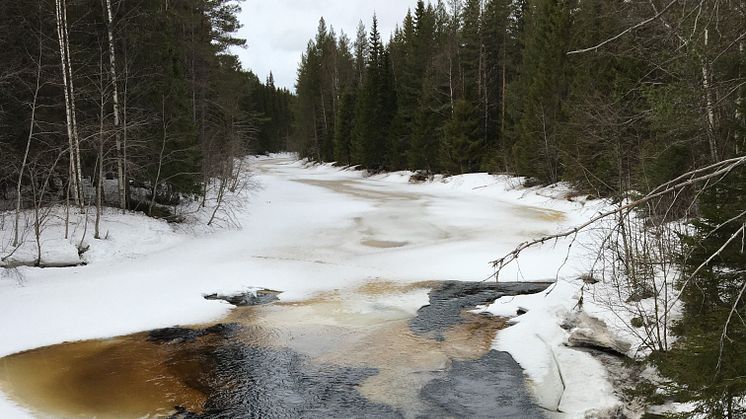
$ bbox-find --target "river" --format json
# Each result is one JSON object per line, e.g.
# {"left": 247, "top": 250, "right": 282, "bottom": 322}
{"left": 0, "top": 156, "right": 572, "bottom": 418}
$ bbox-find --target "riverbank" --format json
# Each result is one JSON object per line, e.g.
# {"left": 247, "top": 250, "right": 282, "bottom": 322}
{"left": 1, "top": 154, "right": 626, "bottom": 417}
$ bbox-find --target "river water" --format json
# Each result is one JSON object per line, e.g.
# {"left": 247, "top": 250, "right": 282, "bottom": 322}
{"left": 0, "top": 158, "right": 571, "bottom": 418}
{"left": 0, "top": 280, "right": 549, "bottom": 418}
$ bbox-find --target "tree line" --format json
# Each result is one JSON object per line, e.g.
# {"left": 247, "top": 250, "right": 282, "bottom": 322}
{"left": 292, "top": 0, "right": 743, "bottom": 192}
{"left": 0, "top": 0, "right": 293, "bottom": 226}
{"left": 292, "top": 0, "right": 745, "bottom": 416}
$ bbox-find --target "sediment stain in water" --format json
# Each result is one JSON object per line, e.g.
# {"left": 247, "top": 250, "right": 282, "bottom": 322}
{"left": 295, "top": 179, "right": 421, "bottom": 202}
{"left": 0, "top": 335, "right": 208, "bottom": 418}
{"left": 0, "top": 280, "right": 549, "bottom": 418}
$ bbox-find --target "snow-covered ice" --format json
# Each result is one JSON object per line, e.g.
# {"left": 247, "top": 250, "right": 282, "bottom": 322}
{"left": 1, "top": 154, "right": 625, "bottom": 418}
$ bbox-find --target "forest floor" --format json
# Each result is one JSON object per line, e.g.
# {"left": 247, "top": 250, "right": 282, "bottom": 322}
{"left": 0, "top": 154, "right": 636, "bottom": 417}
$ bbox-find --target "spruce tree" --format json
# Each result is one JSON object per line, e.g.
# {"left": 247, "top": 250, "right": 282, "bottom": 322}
{"left": 441, "top": 99, "right": 483, "bottom": 174}
{"left": 656, "top": 168, "right": 746, "bottom": 418}
{"left": 461, "top": 0, "right": 482, "bottom": 101}
{"left": 293, "top": 40, "right": 322, "bottom": 159}
{"left": 352, "top": 15, "right": 394, "bottom": 170}
{"left": 334, "top": 91, "right": 356, "bottom": 165}
{"left": 353, "top": 21, "right": 368, "bottom": 89}
{"left": 440, "top": 0, "right": 485, "bottom": 174}
{"left": 511, "top": 0, "right": 572, "bottom": 183}
{"left": 409, "top": 70, "right": 445, "bottom": 173}
{"left": 560, "top": 0, "right": 646, "bottom": 195}
{"left": 481, "top": 0, "right": 514, "bottom": 170}
{"left": 386, "top": 10, "right": 416, "bottom": 170}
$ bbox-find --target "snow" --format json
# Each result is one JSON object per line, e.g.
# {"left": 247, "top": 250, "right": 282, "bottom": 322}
{"left": 1, "top": 154, "right": 628, "bottom": 418}
{"left": 478, "top": 284, "right": 621, "bottom": 416}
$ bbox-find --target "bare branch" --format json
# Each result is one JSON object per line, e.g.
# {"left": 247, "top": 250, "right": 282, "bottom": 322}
{"left": 567, "top": 0, "right": 680, "bottom": 55}
{"left": 491, "top": 156, "right": 746, "bottom": 280}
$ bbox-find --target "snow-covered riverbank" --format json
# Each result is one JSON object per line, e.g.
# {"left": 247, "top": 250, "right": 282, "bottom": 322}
{"left": 1, "top": 154, "right": 629, "bottom": 417}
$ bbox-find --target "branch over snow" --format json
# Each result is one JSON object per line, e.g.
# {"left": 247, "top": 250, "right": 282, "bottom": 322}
{"left": 490, "top": 155, "right": 746, "bottom": 281}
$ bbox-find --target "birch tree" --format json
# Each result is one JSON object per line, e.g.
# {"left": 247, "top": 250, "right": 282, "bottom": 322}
{"left": 104, "top": 0, "right": 126, "bottom": 210}
{"left": 54, "top": 0, "right": 83, "bottom": 207}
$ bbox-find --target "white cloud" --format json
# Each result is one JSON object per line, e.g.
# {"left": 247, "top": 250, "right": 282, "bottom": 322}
{"left": 232, "top": 0, "right": 416, "bottom": 91}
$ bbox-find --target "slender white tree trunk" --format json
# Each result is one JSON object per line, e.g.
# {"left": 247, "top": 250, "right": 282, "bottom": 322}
{"left": 55, "top": 0, "right": 83, "bottom": 206}
{"left": 736, "top": 17, "right": 744, "bottom": 154}
{"left": 95, "top": 54, "right": 105, "bottom": 240}
{"left": 62, "top": 0, "right": 83, "bottom": 205}
{"left": 33, "top": 184, "right": 42, "bottom": 267}
{"left": 65, "top": 181, "right": 70, "bottom": 239}
{"left": 104, "top": 0, "right": 126, "bottom": 210}
{"left": 122, "top": 46, "right": 129, "bottom": 210}
{"left": 701, "top": 29, "right": 719, "bottom": 162}
{"left": 55, "top": 0, "right": 77, "bottom": 203}
{"left": 150, "top": 95, "right": 168, "bottom": 215}
{"left": 448, "top": 53, "right": 455, "bottom": 114}
{"left": 95, "top": 142, "right": 103, "bottom": 240}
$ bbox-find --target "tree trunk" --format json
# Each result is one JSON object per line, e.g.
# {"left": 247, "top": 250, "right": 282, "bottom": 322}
{"left": 320, "top": 85, "right": 329, "bottom": 159}
{"left": 701, "top": 29, "right": 719, "bottom": 162}
{"left": 482, "top": 45, "right": 488, "bottom": 144}
{"left": 95, "top": 54, "right": 105, "bottom": 240}
{"left": 500, "top": 43, "right": 507, "bottom": 170}
{"left": 54, "top": 0, "right": 83, "bottom": 207}
{"left": 312, "top": 105, "right": 321, "bottom": 160}
{"left": 104, "top": 0, "right": 126, "bottom": 210}
{"left": 448, "top": 53, "right": 455, "bottom": 114}
{"left": 736, "top": 17, "right": 744, "bottom": 154}
{"left": 33, "top": 181, "right": 42, "bottom": 267}
{"left": 207, "top": 164, "right": 227, "bottom": 227}
{"left": 150, "top": 95, "right": 168, "bottom": 216}
{"left": 14, "top": 34, "right": 43, "bottom": 247}
{"left": 62, "top": 0, "right": 83, "bottom": 206}
{"left": 122, "top": 48, "right": 129, "bottom": 210}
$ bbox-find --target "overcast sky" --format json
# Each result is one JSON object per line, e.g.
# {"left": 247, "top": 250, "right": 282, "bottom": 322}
{"left": 233, "top": 1, "right": 416, "bottom": 92}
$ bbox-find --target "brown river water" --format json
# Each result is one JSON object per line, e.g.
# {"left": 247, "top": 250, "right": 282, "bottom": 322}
{"left": 0, "top": 280, "right": 549, "bottom": 419}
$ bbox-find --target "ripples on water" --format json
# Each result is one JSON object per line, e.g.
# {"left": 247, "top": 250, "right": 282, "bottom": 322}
{"left": 0, "top": 281, "right": 550, "bottom": 418}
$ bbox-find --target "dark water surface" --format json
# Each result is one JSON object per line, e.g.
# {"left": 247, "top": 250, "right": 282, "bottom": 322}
{"left": 0, "top": 281, "right": 549, "bottom": 418}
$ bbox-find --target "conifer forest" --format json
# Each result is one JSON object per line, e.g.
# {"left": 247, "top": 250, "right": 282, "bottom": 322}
{"left": 0, "top": 1, "right": 745, "bottom": 418}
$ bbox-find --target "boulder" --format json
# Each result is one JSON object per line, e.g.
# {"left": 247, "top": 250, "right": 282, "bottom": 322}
{"left": 204, "top": 288, "right": 282, "bottom": 306}
{"left": 563, "top": 312, "right": 631, "bottom": 356}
